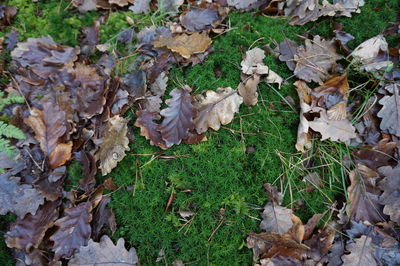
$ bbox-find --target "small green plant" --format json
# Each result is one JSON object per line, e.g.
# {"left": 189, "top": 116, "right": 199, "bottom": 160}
{"left": 0, "top": 92, "right": 25, "bottom": 158}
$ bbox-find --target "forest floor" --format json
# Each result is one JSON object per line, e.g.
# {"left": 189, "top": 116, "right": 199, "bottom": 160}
{"left": 0, "top": 0, "right": 399, "bottom": 265}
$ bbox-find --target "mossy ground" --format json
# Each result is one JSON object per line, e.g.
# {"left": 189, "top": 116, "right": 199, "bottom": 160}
{"left": 1, "top": 0, "right": 398, "bottom": 265}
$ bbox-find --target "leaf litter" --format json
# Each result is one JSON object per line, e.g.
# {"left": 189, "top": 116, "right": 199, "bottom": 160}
{"left": 0, "top": 0, "right": 399, "bottom": 265}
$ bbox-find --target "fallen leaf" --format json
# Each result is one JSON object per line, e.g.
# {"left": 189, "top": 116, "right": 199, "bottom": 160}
{"left": 91, "top": 196, "right": 116, "bottom": 241}
{"left": 341, "top": 235, "right": 377, "bottom": 266}
{"left": 377, "top": 83, "right": 400, "bottom": 137}
{"left": 278, "top": 38, "right": 299, "bottom": 71}
{"left": 309, "top": 110, "right": 356, "bottom": 143}
{"left": 333, "top": 0, "right": 365, "bottom": 17}
{"left": 5, "top": 28, "right": 18, "bottom": 50}
{"left": 129, "top": 0, "right": 150, "bottom": 13}
{"left": 238, "top": 74, "right": 260, "bottom": 106}
{"left": 94, "top": 115, "right": 130, "bottom": 176}
{"left": 247, "top": 232, "right": 309, "bottom": 261}
{"left": 194, "top": 87, "right": 243, "bottom": 133}
{"left": 109, "top": 0, "right": 134, "bottom": 7}
{"left": 0, "top": 173, "right": 44, "bottom": 219}
{"left": 260, "top": 204, "right": 294, "bottom": 234}
{"left": 50, "top": 202, "right": 92, "bottom": 259}
{"left": 159, "top": 0, "right": 183, "bottom": 12}
{"left": 227, "top": 0, "right": 260, "bottom": 10}
{"left": 72, "top": 0, "right": 97, "bottom": 12}
{"left": 49, "top": 141, "right": 72, "bottom": 169}
{"left": 153, "top": 32, "right": 212, "bottom": 59}
{"left": 150, "top": 71, "right": 168, "bottom": 97}
{"left": 378, "top": 165, "right": 400, "bottom": 225}
{"left": 347, "top": 166, "right": 385, "bottom": 223}
{"left": 283, "top": 215, "right": 305, "bottom": 243}
{"left": 144, "top": 95, "right": 163, "bottom": 113}
{"left": 304, "top": 226, "right": 335, "bottom": 264}
{"left": 294, "top": 35, "right": 342, "bottom": 84}
{"left": 351, "top": 35, "right": 391, "bottom": 72}
{"left": 294, "top": 80, "right": 312, "bottom": 152}
{"left": 303, "top": 213, "right": 323, "bottom": 240}
{"left": 159, "top": 86, "right": 195, "bottom": 147}
{"left": 69, "top": 235, "right": 139, "bottom": 265}
{"left": 5, "top": 200, "right": 60, "bottom": 251}
{"left": 180, "top": 8, "right": 219, "bottom": 32}
{"left": 135, "top": 110, "right": 167, "bottom": 149}
{"left": 241, "top": 47, "right": 265, "bottom": 75}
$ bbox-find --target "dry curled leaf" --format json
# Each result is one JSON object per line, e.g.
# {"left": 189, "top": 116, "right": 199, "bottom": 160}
{"left": 159, "top": 86, "right": 195, "bottom": 147}
{"left": 194, "top": 87, "right": 243, "bottom": 133}
{"left": 294, "top": 35, "right": 342, "bottom": 84}
{"left": 333, "top": 0, "right": 365, "bottom": 17}
{"left": 153, "top": 32, "right": 212, "bottom": 59}
{"left": 0, "top": 173, "right": 44, "bottom": 219}
{"left": 238, "top": 74, "right": 260, "bottom": 106}
{"left": 95, "top": 116, "right": 130, "bottom": 176}
{"left": 135, "top": 110, "right": 167, "bottom": 149}
{"left": 241, "top": 47, "right": 266, "bottom": 75}
{"left": 69, "top": 235, "right": 138, "bottom": 266}
{"left": 294, "top": 80, "right": 312, "bottom": 152}
{"left": 50, "top": 202, "right": 92, "bottom": 259}
{"left": 6, "top": 200, "right": 60, "bottom": 251}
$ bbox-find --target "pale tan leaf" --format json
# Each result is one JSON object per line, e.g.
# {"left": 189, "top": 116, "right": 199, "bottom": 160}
{"left": 241, "top": 47, "right": 265, "bottom": 75}
{"left": 341, "top": 235, "right": 377, "bottom": 266}
{"left": 327, "top": 101, "right": 347, "bottom": 120}
{"left": 238, "top": 74, "right": 260, "bottom": 106}
{"left": 309, "top": 110, "right": 356, "bottom": 143}
{"left": 377, "top": 84, "right": 400, "bottom": 137}
{"left": 94, "top": 116, "right": 130, "bottom": 176}
{"left": 153, "top": 32, "right": 212, "bottom": 59}
{"left": 194, "top": 87, "right": 243, "bottom": 133}
{"left": 69, "top": 235, "right": 139, "bottom": 266}
{"left": 294, "top": 80, "right": 312, "bottom": 152}
{"left": 260, "top": 204, "right": 294, "bottom": 234}
{"left": 294, "top": 35, "right": 342, "bottom": 84}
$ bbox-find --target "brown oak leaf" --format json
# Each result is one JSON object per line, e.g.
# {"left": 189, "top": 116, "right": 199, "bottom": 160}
{"left": 153, "top": 32, "right": 212, "bottom": 59}
{"left": 341, "top": 235, "right": 377, "bottom": 266}
{"left": 6, "top": 200, "right": 60, "bottom": 251}
{"left": 159, "top": 86, "right": 195, "bottom": 147}
{"left": 294, "top": 35, "right": 342, "bottom": 84}
{"left": 50, "top": 202, "right": 92, "bottom": 259}
{"left": 238, "top": 74, "right": 260, "bottom": 106}
{"left": 180, "top": 8, "right": 219, "bottom": 32}
{"left": 194, "top": 87, "right": 243, "bottom": 133}
{"left": 260, "top": 204, "right": 294, "bottom": 235}
{"left": 135, "top": 110, "right": 167, "bottom": 149}
{"left": 69, "top": 235, "right": 139, "bottom": 265}
{"left": 377, "top": 83, "right": 400, "bottom": 137}
{"left": 378, "top": 165, "right": 400, "bottom": 225}
{"left": 94, "top": 115, "right": 130, "bottom": 176}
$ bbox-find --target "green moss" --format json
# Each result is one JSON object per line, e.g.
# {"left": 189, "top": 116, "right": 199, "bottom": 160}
{"left": 0, "top": 215, "right": 16, "bottom": 266}
{"left": 4, "top": 0, "right": 99, "bottom": 46}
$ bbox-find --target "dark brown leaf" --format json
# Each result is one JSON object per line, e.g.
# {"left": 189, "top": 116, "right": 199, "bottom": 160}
{"left": 6, "top": 200, "right": 60, "bottom": 251}
{"left": 91, "top": 196, "right": 116, "bottom": 241}
{"left": 135, "top": 110, "right": 167, "bottom": 149}
{"left": 50, "top": 202, "right": 92, "bottom": 259}
{"left": 159, "top": 86, "right": 195, "bottom": 147}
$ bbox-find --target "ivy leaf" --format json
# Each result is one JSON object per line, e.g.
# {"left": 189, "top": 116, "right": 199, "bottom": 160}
{"left": 159, "top": 86, "right": 195, "bottom": 147}
{"left": 69, "top": 235, "right": 139, "bottom": 266}
{"left": 194, "top": 87, "right": 243, "bottom": 133}
{"left": 50, "top": 202, "right": 92, "bottom": 259}
{"left": 94, "top": 115, "right": 130, "bottom": 176}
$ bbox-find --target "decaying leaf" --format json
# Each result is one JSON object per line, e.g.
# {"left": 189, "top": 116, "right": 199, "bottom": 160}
{"left": 159, "top": 86, "right": 195, "bottom": 147}
{"left": 309, "top": 110, "right": 356, "bottom": 143}
{"left": 153, "top": 32, "right": 212, "bottom": 59}
{"left": 129, "top": 0, "right": 151, "bottom": 14}
{"left": 0, "top": 173, "right": 44, "bottom": 219}
{"left": 6, "top": 200, "right": 60, "bottom": 251}
{"left": 278, "top": 38, "right": 299, "bottom": 71}
{"left": 247, "top": 232, "right": 309, "bottom": 261}
{"left": 294, "top": 35, "right": 342, "bottom": 84}
{"left": 194, "top": 87, "right": 243, "bottom": 133}
{"left": 135, "top": 110, "right": 167, "bottom": 149}
{"left": 378, "top": 165, "right": 400, "bottom": 225}
{"left": 333, "top": 0, "right": 365, "bottom": 17}
{"left": 24, "top": 99, "right": 72, "bottom": 168}
{"left": 69, "top": 235, "right": 138, "bottom": 265}
{"left": 241, "top": 47, "right": 266, "bottom": 75}
{"left": 377, "top": 83, "right": 400, "bottom": 137}
{"left": 159, "top": 0, "right": 184, "bottom": 12}
{"left": 180, "top": 8, "right": 219, "bottom": 32}
{"left": 304, "top": 226, "right": 335, "bottom": 264}
{"left": 260, "top": 204, "right": 294, "bottom": 234}
{"left": 238, "top": 74, "right": 260, "bottom": 106}
{"left": 347, "top": 165, "right": 385, "bottom": 223}
{"left": 227, "top": 0, "right": 260, "bottom": 10}
{"left": 50, "top": 202, "right": 92, "bottom": 259}
{"left": 94, "top": 116, "right": 130, "bottom": 176}
{"left": 341, "top": 235, "right": 377, "bottom": 266}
